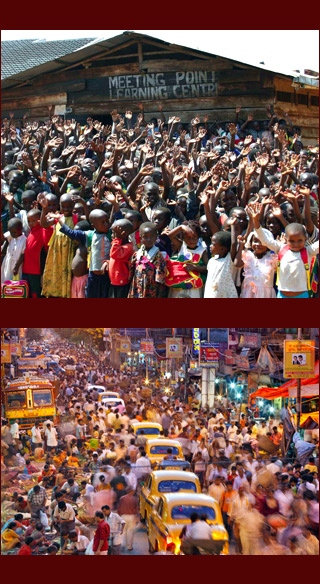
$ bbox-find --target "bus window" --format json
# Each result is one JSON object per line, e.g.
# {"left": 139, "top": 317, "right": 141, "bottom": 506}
{"left": 7, "top": 391, "right": 26, "bottom": 408}
{"left": 32, "top": 389, "right": 52, "bottom": 406}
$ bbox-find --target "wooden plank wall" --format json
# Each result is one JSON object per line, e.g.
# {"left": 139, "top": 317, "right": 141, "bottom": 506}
{"left": 2, "top": 55, "right": 318, "bottom": 144}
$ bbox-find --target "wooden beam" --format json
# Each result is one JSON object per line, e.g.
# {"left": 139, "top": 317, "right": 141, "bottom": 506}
{"left": 141, "top": 38, "right": 212, "bottom": 60}
{"left": 56, "top": 40, "right": 138, "bottom": 73}
{"left": 138, "top": 42, "right": 143, "bottom": 65}
{"left": 2, "top": 92, "right": 67, "bottom": 110}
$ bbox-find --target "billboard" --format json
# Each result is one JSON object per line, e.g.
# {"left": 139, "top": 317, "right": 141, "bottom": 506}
{"left": 200, "top": 344, "right": 219, "bottom": 367}
{"left": 166, "top": 337, "right": 183, "bottom": 358}
{"left": 140, "top": 340, "right": 154, "bottom": 354}
{"left": 1, "top": 344, "right": 11, "bottom": 363}
{"left": 284, "top": 340, "right": 315, "bottom": 379}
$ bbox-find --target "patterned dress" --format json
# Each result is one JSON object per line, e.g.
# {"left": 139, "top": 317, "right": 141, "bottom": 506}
{"left": 128, "top": 245, "right": 166, "bottom": 298}
{"left": 41, "top": 216, "right": 77, "bottom": 298}
{"left": 167, "top": 241, "right": 207, "bottom": 298}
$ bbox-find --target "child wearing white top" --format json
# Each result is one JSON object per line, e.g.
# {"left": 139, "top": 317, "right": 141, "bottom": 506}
{"left": 204, "top": 219, "right": 242, "bottom": 298}
{"left": 1, "top": 217, "right": 27, "bottom": 283}
{"left": 249, "top": 203, "right": 319, "bottom": 298}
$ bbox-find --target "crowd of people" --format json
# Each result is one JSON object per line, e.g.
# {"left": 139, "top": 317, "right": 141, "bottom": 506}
{"left": 1, "top": 339, "right": 319, "bottom": 555}
{"left": 1, "top": 105, "right": 318, "bottom": 298}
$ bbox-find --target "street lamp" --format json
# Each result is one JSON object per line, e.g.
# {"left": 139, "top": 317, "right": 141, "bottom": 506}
{"left": 269, "top": 406, "right": 274, "bottom": 413}
{"left": 230, "top": 382, "right": 236, "bottom": 389}
{"left": 236, "top": 393, "right": 241, "bottom": 399}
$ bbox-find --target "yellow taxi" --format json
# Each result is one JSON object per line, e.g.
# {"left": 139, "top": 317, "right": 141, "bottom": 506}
{"left": 140, "top": 470, "right": 201, "bottom": 525}
{"left": 98, "top": 391, "right": 120, "bottom": 402}
{"left": 148, "top": 493, "right": 229, "bottom": 555}
{"left": 130, "top": 421, "right": 163, "bottom": 438}
{"left": 145, "top": 439, "right": 184, "bottom": 469}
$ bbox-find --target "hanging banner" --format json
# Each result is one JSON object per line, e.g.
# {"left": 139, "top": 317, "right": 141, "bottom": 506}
{"left": 192, "top": 328, "right": 200, "bottom": 354}
{"left": 1, "top": 344, "right": 11, "bottom": 363}
{"left": 10, "top": 343, "right": 21, "bottom": 357}
{"left": 119, "top": 338, "right": 131, "bottom": 353}
{"left": 140, "top": 339, "right": 154, "bottom": 354}
{"left": 284, "top": 340, "right": 315, "bottom": 379}
{"left": 166, "top": 337, "right": 183, "bottom": 358}
{"left": 239, "top": 333, "right": 261, "bottom": 348}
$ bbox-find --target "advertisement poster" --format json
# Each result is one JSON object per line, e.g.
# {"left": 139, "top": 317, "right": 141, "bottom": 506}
{"left": 200, "top": 344, "right": 219, "bottom": 367}
{"left": 284, "top": 340, "right": 315, "bottom": 379}
{"left": 1, "top": 344, "right": 11, "bottom": 363}
{"left": 10, "top": 343, "right": 22, "bottom": 357}
{"left": 140, "top": 339, "right": 154, "bottom": 354}
{"left": 166, "top": 337, "right": 183, "bottom": 358}
{"left": 119, "top": 338, "right": 131, "bottom": 353}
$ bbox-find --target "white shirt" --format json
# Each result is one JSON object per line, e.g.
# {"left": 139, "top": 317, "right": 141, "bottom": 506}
{"left": 31, "top": 426, "right": 42, "bottom": 444}
{"left": 45, "top": 426, "right": 58, "bottom": 447}
{"left": 71, "top": 534, "right": 89, "bottom": 551}
{"left": 1, "top": 232, "right": 27, "bottom": 282}
{"left": 105, "top": 512, "right": 126, "bottom": 545}
{"left": 188, "top": 521, "right": 213, "bottom": 540}
{"left": 255, "top": 227, "right": 319, "bottom": 292}
{"left": 53, "top": 503, "right": 75, "bottom": 521}
{"left": 10, "top": 422, "right": 19, "bottom": 439}
{"left": 204, "top": 253, "right": 238, "bottom": 298}
{"left": 134, "top": 456, "right": 151, "bottom": 479}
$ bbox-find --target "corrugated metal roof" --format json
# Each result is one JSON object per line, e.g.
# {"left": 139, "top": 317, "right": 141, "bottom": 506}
{"left": 1, "top": 37, "right": 96, "bottom": 81}
{"left": 1, "top": 31, "right": 319, "bottom": 90}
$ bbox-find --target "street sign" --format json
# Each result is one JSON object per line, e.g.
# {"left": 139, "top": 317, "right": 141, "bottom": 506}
{"left": 140, "top": 339, "right": 154, "bottom": 354}
{"left": 192, "top": 328, "right": 200, "bottom": 354}
{"left": 119, "top": 338, "right": 131, "bottom": 353}
{"left": 166, "top": 337, "right": 183, "bottom": 358}
{"left": 284, "top": 340, "right": 315, "bottom": 379}
{"left": 239, "top": 333, "right": 261, "bottom": 348}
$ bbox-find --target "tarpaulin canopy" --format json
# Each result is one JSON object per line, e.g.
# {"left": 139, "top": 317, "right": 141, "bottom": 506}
{"left": 250, "top": 361, "right": 319, "bottom": 400}
{"left": 299, "top": 412, "right": 319, "bottom": 428}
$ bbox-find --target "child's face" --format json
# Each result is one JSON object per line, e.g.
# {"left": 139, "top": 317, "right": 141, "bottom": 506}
{"left": 28, "top": 214, "right": 40, "bottom": 230}
{"left": 210, "top": 234, "right": 226, "bottom": 256}
{"left": 9, "top": 175, "right": 22, "bottom": 193}
{"left": 230, "top": 209, "right": 248, "bottom": 231}
{"left": 93, "top": 215, "right": 110, "bottom": 233}
{"left": 266, "top": 213, "right": 282, "bottom": 237}
{"left": 220, "top": 190, "right": 237, "bottom": 213}
{"left": 60, "top": 200, "right": 74, "bottom": 217}
{"left": 125, "top": 214, "right": 140, "bottom": 231}
{"left": 46, "top": 197, "right": 58, "bottom": 213}
{"left": 182, "top": 226, "right": 198, "bottom": 248}
{"left": 22, "top": 195, "right": 35, "bottom": 212}
{"left": 140, "top": 227, "right": 157, "bottom": 250}
{"left": 153, "top": 211, "right": 169, "bottom": 232}
{"left": 199, "top": 217, "right": 211, "bottom": 239}
{"left": 10, "top": 224, "right": 23, "bottom": 238}
{"left": 286, "top": 230, "right": 307, "bottom": 252}
{"left": 73, "top": 203, "right": 84, "bottom": 217}
{"left": 252, "top": 236, "right": 268, "bottom": 256}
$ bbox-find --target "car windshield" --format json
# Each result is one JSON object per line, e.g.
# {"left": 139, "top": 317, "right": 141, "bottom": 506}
{"left": 7, "top": 391, "right": 26, "bottom": 408}
{"left": 171, "top": 505, "right": 216, "bottom": 520}
{"left": 158, "top": 480, "right": 197, "bottom": 493}
{"left": 150, "top": 445, "right": 180, "bottom": 455}
{"left": 32, "top": 389, "right": 52, "bottom": 406}
{"left": 136, "top": 427, "right": 160, "bottom": 435}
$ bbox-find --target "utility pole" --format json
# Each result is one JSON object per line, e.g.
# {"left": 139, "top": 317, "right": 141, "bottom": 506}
{"left": 145, "top": 328, "right": 149, "bottom": 383}
{"left": 296, "top": 327, "right": 302, "bottom": 432}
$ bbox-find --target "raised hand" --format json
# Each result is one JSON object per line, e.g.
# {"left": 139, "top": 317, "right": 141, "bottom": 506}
{"left": 228, "top": 122, "right": 236, "bottom": 135}
{"left": 256, "top": 153, "right": 269, "bottom": 167}
{"left": 37, "top": 193, "right": 48, "bottom": 208}
{"left": 191, "top": 116, "right": 200, "bottom": 126}
{"left": 139, "top": 164, "right": 154, "bottom": 176}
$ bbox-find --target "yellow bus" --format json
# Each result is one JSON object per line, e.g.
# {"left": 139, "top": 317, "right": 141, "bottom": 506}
{"left": 3, "top": 374, "right": 58, "bottom": 429}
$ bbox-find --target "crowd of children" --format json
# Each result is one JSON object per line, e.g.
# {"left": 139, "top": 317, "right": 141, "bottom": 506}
{"left": 1, "top": 106, "right": 318, "bottom": 297}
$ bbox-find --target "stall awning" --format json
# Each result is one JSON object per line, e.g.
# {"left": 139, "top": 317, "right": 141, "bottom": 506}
{"left": 250, "top": 362, "right": 319, "bottom": 400}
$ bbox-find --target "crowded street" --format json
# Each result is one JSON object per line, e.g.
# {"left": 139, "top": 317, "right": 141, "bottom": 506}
{"left": 1, "top": 327, "right": 319, "bottom": 555}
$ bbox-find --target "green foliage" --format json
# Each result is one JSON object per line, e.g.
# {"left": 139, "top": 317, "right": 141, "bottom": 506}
{"left": 26, "top": 328, "right": 42, "bottom": 341}
{"left": 53, "top": 328, "right": 105, "bottom": 351}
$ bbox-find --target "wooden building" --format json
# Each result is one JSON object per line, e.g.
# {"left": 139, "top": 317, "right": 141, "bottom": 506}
{"left": 2, "top": 31, "right": 319, "bottom": 144}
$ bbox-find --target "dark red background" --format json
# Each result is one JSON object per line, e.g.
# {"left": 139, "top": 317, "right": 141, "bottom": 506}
{"left": 1, "top": 5, "right": 319, "bottom": 574}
